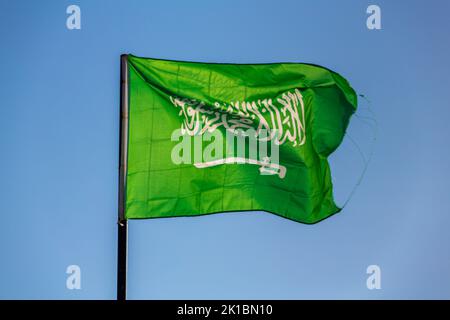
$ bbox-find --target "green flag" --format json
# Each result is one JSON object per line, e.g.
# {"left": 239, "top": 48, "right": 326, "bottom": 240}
{"left": 124, "top": 55, "right": 357, "bottom": 223}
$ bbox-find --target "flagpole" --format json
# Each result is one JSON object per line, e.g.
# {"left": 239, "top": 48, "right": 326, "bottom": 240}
{"left": 117, "top": 54, "right": 129, "bottom": 301}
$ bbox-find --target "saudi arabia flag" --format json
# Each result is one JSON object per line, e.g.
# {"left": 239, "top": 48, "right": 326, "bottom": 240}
{"left": 122, "top": 54, "right": 357, "bottom": 224}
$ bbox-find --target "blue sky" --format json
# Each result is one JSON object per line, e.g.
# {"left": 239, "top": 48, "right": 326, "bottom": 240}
{"left": 1, "top": 0, "right": 450, "bottom": 299}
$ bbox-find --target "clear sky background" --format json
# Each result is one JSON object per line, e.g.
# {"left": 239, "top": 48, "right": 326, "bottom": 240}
{"left": 1, "top": 0, "right": 450, "bottom": 299}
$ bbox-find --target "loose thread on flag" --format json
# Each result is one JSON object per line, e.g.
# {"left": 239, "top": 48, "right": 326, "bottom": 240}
{"left": 340, "top": 94, "right": 378, "bottom": 209}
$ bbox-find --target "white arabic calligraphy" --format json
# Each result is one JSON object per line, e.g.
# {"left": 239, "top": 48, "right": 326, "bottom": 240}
{"left": 169, "top": 88, "right": 306, "bottom": 147}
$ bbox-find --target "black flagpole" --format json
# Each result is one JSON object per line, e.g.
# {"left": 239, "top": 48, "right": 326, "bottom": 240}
{"left": 117, "top": 54, "right": 129, "bottom": 301}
